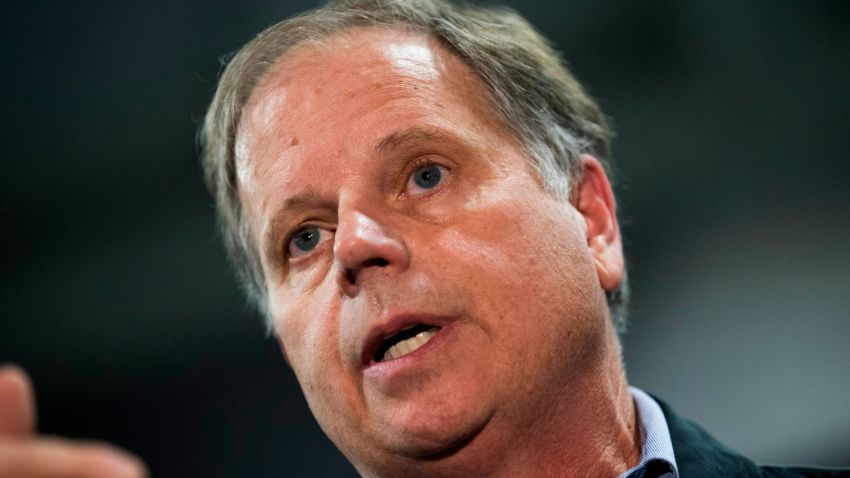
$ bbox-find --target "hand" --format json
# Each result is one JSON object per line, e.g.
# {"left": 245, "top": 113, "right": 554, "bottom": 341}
{"left": 0, "top": 365, "right": 147, "bottom": 478}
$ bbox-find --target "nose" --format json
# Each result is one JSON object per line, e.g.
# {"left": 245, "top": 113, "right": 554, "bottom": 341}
{"left": 334, "top": 207, "right": 410, "bottom": 297}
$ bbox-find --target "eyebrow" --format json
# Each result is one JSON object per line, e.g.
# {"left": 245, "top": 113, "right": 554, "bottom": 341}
{"left": 376, "top": 126, "right": 456, "bottom": 155}
{"left": 262, "top": 189, "right": 326, "bottom": 260}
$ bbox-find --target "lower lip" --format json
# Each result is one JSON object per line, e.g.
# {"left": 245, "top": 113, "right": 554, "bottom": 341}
{"left": 363, "top": 321, "right": 457, "bottom": 379}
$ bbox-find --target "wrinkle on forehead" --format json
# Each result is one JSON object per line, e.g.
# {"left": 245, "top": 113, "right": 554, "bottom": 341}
{"left": 235, "top": 26, "right": 509, "bottom": 228}
{"left": 235, "top": 28, "right": 449, "bottom": 191}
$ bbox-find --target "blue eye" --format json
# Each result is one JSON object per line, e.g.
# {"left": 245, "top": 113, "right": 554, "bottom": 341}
{"left": 290, "top": 227, "right": 320, "bottom": 253}
{"left": 287, "top": 226, "right": 332, "bottom": 260}
{"left": 412, "top": 164, "right": 442, "bottom": 189}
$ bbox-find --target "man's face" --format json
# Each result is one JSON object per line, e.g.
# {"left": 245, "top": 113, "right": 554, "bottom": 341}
{"left": 236, "top": 28, "right": 621, "bottom": 474}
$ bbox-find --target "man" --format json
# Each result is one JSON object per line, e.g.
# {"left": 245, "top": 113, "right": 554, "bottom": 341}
{"left": 198, "top": 1, "right": 849, "bottom": 476}
{"left": 0, "top": 0, "right": 845, "bottom": 477}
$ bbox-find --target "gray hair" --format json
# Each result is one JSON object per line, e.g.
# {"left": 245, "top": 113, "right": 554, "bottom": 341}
{"left": 201, "top": 0, "right": 629, "bottom": 333}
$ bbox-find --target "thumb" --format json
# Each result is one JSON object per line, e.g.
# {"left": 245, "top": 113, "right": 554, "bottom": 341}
{"left": 0, "top": 364, "right": 36, "bottom": 438}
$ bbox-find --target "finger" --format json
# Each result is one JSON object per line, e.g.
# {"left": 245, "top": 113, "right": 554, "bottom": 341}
{"left": 0, "top": 437, "right": 147, "bottom": 478}
{"left": 0, "top": 365, "right": 36, "bottom": 438}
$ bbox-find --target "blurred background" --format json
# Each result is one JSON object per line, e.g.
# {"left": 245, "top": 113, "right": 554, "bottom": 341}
{"left": 2, "top": 0, "right": 848, "bottom": 476}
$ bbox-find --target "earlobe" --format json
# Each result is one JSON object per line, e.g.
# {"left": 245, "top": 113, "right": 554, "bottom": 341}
{"left": 574, "top": 155, "right": 624, "bottom": 292}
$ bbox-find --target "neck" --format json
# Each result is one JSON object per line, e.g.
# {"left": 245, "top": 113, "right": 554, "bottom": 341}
{"left": 490, "top": 333, "right": 641, "bottom": 478}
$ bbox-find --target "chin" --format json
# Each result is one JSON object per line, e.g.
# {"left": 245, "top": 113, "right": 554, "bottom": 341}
{"left": 346, "top": 412, "right": 498, "bottom": 478}
{"left": 371, "top": 400, "right": 493, "bottom": 460}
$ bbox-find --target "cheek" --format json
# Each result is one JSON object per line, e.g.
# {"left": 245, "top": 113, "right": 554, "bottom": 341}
{"left": 434, "top": 195, "right": 598, "bottom": 336}
{"left": 271, "top": 280, "right": 369, "bottom": 434}
{"left": 271, "top": 282, "right": 375, "bottom": 457}
{"left": 271, "top": 278, "right": 342, "bottom": 382}
{"left": 439, "top": 195, "right": 590, "bottom": 282}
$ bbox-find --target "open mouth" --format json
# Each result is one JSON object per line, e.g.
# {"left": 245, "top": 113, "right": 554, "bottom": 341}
{"left": 373, "top": 323, "right": 441, "bottom": 362}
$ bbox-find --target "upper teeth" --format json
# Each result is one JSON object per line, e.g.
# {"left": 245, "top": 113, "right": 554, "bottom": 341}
{"left": 384, "top": 327, "right": 439, "bottom": 361}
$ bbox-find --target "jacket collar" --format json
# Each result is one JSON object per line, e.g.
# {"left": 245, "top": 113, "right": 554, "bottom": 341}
{"left": 654, "top": 397, "right": 762, "bottom": 478}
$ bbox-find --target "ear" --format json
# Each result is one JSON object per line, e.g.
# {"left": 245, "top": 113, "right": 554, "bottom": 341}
{"left": 574, "top": 155, "right": 624, "bottom": 292}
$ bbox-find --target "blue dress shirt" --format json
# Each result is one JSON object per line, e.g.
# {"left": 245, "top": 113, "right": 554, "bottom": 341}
{"left": 618, "top": 387, "right": 680, "bottom": 478}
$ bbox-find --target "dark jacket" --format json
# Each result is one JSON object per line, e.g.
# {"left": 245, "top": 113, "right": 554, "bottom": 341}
{"left": 658, "top": 399, "right": 849, "bottom": 477}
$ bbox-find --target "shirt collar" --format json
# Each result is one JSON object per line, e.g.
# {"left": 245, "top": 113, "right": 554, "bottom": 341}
{"left": 618, "top": 387, "right": 680, "bottom": 478}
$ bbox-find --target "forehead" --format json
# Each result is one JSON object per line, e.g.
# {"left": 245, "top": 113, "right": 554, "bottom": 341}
{"left": 235, "top": 27, "right": 500, "bottom": 181}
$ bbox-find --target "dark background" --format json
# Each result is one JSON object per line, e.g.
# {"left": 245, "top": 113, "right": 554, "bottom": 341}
{"left": 2, "top": 1, "right": 848, "bottom": 476}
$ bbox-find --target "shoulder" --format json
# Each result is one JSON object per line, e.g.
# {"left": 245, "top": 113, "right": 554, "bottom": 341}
{"left": 652, "top": 396, "right": 849, "bottom": 478}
